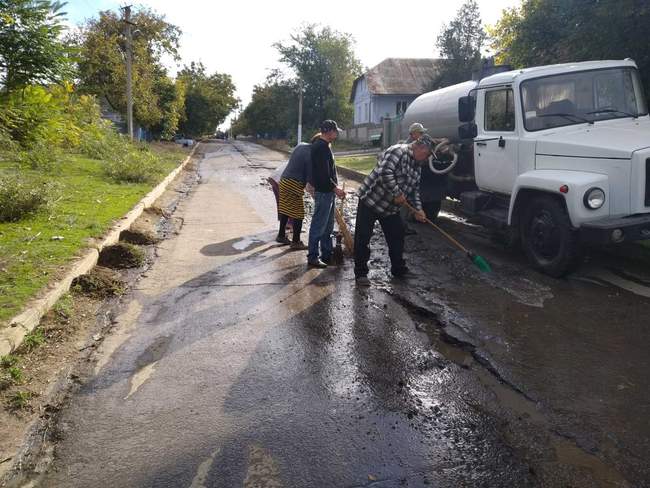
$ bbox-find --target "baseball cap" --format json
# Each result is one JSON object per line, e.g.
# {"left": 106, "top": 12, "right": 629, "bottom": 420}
{"left": 414, "top": 133, "right": 435, "bottom": 151}
{"left": 409, "top": 122, "right": 427, "bottom": 133}
{"left": 320, "top": 120, "right": 343, "bottom": 133}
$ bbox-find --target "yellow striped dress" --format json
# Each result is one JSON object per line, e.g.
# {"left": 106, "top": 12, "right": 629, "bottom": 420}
{"left": 278, "top": 178, "right": 306, "bottom": 219}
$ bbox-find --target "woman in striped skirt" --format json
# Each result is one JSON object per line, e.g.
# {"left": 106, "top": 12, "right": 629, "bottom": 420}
{"left": 276, "top": 142, "right": 312, "bottom": 249}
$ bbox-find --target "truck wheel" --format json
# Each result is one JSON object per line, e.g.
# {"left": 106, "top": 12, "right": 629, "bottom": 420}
{"left": 423, "top": 200, "right": 441, "bottom": 222}
{"left": 520, "top": 196, "right": 581, "bottom": 277}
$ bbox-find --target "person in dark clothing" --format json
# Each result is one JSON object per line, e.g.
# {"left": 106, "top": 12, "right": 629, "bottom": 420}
{"left": 307, "top": 120, "right": 346, "bottom": 268}
{"left": 354, "top": 135, "right": 435, "bottom": 286}
{"left": 419, "top": 161, "right": 446, "bottom": 221}
{"left": 400, "top": 123, "right": 427, "bottom": 235}
{"left": 276, "top": 142, "right": 313, "bottom": 249}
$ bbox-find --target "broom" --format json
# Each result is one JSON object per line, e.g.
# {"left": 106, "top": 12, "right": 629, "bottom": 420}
{"left": 403, "top": 201, "right": 491, "bottom": 272}
{"left": 333, "top": 183, "right": 354, "bottom": 259}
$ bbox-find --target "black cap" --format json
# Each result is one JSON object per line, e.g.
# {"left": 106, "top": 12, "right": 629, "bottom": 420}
{"left": 320, "top": 119, "right": 342, "bottom": 133}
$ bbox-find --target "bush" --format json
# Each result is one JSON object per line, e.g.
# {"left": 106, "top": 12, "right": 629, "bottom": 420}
{"left": 80, "top": 123, "right": 129, "bottom": 161}
{"left": 104, "top": 149, "right": 164, "bottom": 183}
{"left": 0, "top": 173, "right": 60, "bottom": 222}
{"left": 0, "top": 85, "right": 114, "bottom": 160}
{"left": 18, "top": 143, "right": 63, "bottom": 171}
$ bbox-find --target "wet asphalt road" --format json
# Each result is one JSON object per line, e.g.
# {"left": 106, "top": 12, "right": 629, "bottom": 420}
{"left": 37, "top": 141, "right": 649, "bottom": 487}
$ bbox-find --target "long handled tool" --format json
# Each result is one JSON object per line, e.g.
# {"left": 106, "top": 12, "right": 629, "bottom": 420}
{"left": 334, "top": 183, "right": 354, "bottom": 256}
{"left": 403, "top": 202, "right": 491, "bottom": 272}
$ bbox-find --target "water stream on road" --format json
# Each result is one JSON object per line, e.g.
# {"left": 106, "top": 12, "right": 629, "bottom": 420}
{"left": 389, "top": 290, "right": 631, "bottom": 487}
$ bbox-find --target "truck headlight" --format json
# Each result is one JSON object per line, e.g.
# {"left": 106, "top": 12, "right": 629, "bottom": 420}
{"left": 584, "top": 188, "right": 605, "bottom": 209}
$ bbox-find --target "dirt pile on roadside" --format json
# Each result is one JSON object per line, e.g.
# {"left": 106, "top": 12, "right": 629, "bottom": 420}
{"left": 72, "top": 268, "right": 125, "bottom": 299}
{"left": 97, "top": 243, "right": 145, "bottom": 269}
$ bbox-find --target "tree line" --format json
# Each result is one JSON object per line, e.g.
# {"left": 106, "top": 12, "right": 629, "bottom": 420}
{"left": 4, "top": 0, "right": 650, "bottom": 142}
{"left": 1, "top": 1, "right": 238, "bottom": 139}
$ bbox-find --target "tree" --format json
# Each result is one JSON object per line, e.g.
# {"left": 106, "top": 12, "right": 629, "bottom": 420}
{"left": 150, "top": 75, "right": 185, "bottom": 140}
{"left": 489, "top": 0, "right": 650, "bottom": 96}
{"left": 75, "top": 7, "right": 183, "bottom": 133}
{"left": 236, "top": 72, "right": 298, "bottom": 139}
{"left": 178, "top": 62, "right": 238, "bottom": 137}
{"left": 0, "top": 0, "right": 73, "bottom": 91}
{"left": 274, "top": 24, "right": 362, "bottom": 133}
{"left": 432, "top": 0, "right": 486, "bottom": 89}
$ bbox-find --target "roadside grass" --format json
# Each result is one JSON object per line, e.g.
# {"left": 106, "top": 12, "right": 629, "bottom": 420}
{"left": 8, "top": 390, "right": 32, "bottom": 410}
{"left": 0, "top": 143, "right": 188, "bottom": 324}
{"left": 336, "top": 155, "right": 377, "bottom": 175}
{"left": 256, "top": 138, "right": 371, "bottom": 154}
{"left": 22, "top": 328, "right": 46, "bottom": 350}
{"left": 332, "top": 140, "right": 369, "bottom": 152}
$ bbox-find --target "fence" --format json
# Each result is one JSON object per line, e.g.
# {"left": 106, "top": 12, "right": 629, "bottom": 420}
{"left": 339, "top": 117, "right": 406, "bottom": 149}
{"left": 338, "top": 124, "right": 382, "bottom": 145}
{"left": 381, "top": 115, "right": 404, "bottom": 148}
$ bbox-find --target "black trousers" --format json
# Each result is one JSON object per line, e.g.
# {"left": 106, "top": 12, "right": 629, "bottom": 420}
{"left": 354, "top": 200, "right": 406, "bottom": 277}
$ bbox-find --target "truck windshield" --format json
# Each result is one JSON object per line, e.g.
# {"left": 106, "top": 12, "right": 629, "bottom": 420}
{"left": 521, "top": 67, "right": 648, "bottom": 131}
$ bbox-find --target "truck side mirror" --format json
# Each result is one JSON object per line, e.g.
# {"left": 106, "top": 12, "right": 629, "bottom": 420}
{"left": 458, "top": 122, "right": 477, "bottom": 140}
{"left": 458, "top": 96, "right": 476, "bottom": 122}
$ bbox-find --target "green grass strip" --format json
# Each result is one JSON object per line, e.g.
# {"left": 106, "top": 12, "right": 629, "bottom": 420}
{"left": 0, "top": 144, "right": 188, "bottom": 324}
{"left": 336, "top": 155, "right": 377, "bottom": 175}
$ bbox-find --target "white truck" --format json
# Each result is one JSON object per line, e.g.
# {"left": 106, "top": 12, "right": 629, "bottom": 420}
{"left": 403, "top": 59, "right": 650, "bottom": 277}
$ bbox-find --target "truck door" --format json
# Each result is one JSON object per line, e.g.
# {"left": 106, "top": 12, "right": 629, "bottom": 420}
{"left": 475, "top": 88, "right": 518, "bottom": 194}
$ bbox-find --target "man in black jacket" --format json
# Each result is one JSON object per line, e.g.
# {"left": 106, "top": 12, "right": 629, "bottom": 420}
{"left": 307, "top": 120, "right": 346, "bottom": 268}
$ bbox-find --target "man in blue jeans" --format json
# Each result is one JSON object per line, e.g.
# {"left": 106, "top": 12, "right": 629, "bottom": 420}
{"left": 307, "top": 120, "right": 346, "bottom": 268}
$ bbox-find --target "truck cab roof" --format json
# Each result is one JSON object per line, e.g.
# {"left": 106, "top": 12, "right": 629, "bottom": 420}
{"left": 478, "top": 59, "right": 639, "bottom": 87}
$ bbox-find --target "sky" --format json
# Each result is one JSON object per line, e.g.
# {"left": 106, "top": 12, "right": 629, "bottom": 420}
{"left": 64, "top": 0, "right": 520, "bottom": 128}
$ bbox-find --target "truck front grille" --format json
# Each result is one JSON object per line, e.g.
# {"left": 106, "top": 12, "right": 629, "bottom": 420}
{"left": 646, "top": 158, "right": 650, "bottom": 207}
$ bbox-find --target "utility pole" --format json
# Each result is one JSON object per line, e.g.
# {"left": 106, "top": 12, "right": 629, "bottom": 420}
{"left": 297, "top": 81, "right": 303, "bottom": 143}
{"left": 122, "top": 5, "right": 134, "bottom": 140}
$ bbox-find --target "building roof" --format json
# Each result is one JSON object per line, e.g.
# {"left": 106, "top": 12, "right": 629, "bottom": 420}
{"left": 350, "top": 58, "right": 440, "bottom": 102}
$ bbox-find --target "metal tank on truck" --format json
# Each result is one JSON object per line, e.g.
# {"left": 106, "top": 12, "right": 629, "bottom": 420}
{"left": 402, "top": 80, "right": 479, "bottom": 201}
{"left": 401, "top": 59, "right": 650, "bottom": 277}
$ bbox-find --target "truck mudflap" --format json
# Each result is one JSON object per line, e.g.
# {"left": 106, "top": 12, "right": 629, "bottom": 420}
{"left": 580, "top": 213, "right": 650, "bottom": 245}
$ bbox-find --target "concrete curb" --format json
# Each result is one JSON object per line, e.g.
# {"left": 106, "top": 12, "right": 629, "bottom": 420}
{"left": 334, "top": 148, "right": 380, "bottom": 157}
{"left": 0, "top": 144, "right": 200, "bottom": 357}
{"left": 336, "top": 166, "right": 367, "bottom": 184}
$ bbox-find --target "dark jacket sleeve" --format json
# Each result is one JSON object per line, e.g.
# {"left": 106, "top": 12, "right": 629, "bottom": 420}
{"left": 311, "top": 141, "right": 336, "bottom": 192}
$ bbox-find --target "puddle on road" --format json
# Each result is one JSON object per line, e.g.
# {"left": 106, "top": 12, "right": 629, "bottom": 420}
{"left": 125, "top": 335, "right": 173, "bottom": 400}
{"left": 437, "top": 210, "right": 480, "bottom": 228}
{"left": 552, "top": 440, "right": 629, "bottom": 487}
{"left": 232, "top": 236, "right": 267, "bottom": 251}
{"left": 395, "top": 293, "right": 630, "bottom": 487}
{"left": 483, "top": 275, "right": 554, "bottom": 308}
{"left": 125, "top": 361, "right": 157, "bottom": 400}
{"left": 190, "top": 447, "right": 221, "bottom": 488}
{"left": 200, "top": 236, "right": 268, "bottom": 256}
{"left": 243, "top": 444, "right": 282, "bottom": 488}
{"left": 581, "top": 268, "right": 650, "bottom": 298}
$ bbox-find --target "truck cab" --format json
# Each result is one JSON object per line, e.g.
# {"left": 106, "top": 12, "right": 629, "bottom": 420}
{"left": 404, "top": 60, "right": 650, "bottom": 276}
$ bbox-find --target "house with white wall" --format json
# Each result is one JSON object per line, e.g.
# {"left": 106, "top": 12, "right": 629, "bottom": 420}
{"left": 350, "top": 58, "right": 440, "bottom": 126}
